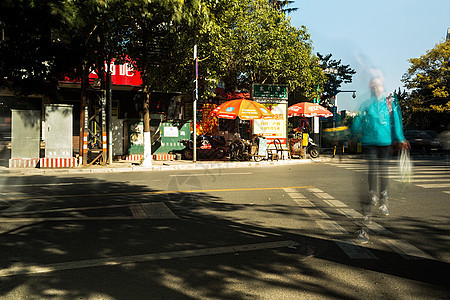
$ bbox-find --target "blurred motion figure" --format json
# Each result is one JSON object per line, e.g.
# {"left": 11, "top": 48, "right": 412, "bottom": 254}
{"left": 351, "top": 75, "right": 409, "bottom": 243}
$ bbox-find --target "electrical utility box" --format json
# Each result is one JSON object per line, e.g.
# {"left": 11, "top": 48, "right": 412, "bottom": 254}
{"left": 11, "top": 109, "right": 41, "bottom": 159}
{"left": 154, "top": 122, "right": 191, "bottom": 154}
{"left": 45, "top": 104, "right": 73, "bottom": 158}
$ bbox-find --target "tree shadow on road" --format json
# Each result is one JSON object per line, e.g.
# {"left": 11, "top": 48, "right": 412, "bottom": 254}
{"left": 0, "top": 174, "right": 448, "bottom": 299}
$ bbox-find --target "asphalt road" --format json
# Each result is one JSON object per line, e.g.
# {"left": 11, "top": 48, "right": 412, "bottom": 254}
{"left": 0, "top": 156, "right": 449, "bottom": 299}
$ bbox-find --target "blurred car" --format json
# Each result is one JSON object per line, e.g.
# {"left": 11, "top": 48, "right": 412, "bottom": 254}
{"left": 404, "top": 130, "right": 441, "bottom": 154}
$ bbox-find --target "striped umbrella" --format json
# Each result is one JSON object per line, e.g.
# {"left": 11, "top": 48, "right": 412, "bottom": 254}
{"left": 211, "top": 99, "right": 274, "bottom": 120}
{"left": 288, "top": 102, "right": 333, "bottom": 117}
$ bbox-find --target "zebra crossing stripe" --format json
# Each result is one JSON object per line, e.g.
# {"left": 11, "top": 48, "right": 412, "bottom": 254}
{"left": 307, "top": 188, "right": 323, "bottom": 193}
{"left": 337, "top": 208, "right": 363, "bottom": 219}
{"left": 314, "top": 192, "right": 334, "bottom": 199}
{"left": 286, "top": 187, "right": 377, "bottom": 260}
{"left": 316, "top": 188, "right": 436, "bottom": 260}
{"left": 391, "top": 175, "right": 450, "bottom": 179}
{"left": 305, "top": 188, "right": 334, "bottom": 199}
{"left": 289, "top": 193, "right": 306, "bottom": 199}
{"left": 381, "top": 238, "right": 436, "bottom": 260}
{"left": 323, "top": 200, "right": 347, "bottom": 207}
{"left": 293, "top": 199, "right": 315, "bottom": 207}
{"left": 302, "top": 208, "right": 329, "bottom": 219}
{"left": 402, "top": 178, "right": 450, "bottom": 182}
{"left": 335, "top": 241, "right": 378, "bottom": 259}
{"left": 415, "top": 183, "right": 450, "bottom": 188}
{"left": 316, "top": 219, "right": 347, "bottom": 235}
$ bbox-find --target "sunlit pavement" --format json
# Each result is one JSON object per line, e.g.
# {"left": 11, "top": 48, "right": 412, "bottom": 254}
{"left": 0, "top": 155, "right": 448, "bottom": 299}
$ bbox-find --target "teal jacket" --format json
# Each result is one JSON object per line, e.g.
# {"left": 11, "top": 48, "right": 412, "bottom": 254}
{"left": 351, "top": 94, "right": 406, "bottom": 146}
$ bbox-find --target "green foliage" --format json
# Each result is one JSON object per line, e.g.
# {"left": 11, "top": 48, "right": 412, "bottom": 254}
{"left": 0, "top": 0, "right": 131, "bottom": 98}
{"left": 203, "top": 0, "right": 324, "bottom": 100}
{"left": 1, "top": 0, "right": 324, "bottom": 105}
{"left": 268, "top": 0, "right": 298, "bottom": 14}
{"left": 0, "top": 0, "right": 76, "bottom": 98}
{"left": 123, "top": 0, "right": 210, "bottom": 93}
{"left": 402, "top": 40, "right": 450, "bottom": 113}
{"left": 317, "top": 53, "right": 356, "bottom": 109}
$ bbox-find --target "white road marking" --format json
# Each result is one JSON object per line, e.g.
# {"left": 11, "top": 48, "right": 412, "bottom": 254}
{"left": 293, "top": 199, "right": 315, "bottom": 207}
{"left": 287, "top": 188, "right": 377, "bottom": 260}
{"left": 169, "top": 172, "right": 252, "bottom": 177}
{"left": 1, "top": 203, "right": 134, "bottom": 216}
{"left": 314, "top": 192, "right": 334, "bottom": 199}
{"left": 381, "top": 238, "right": 436, "bottom": 260}
{"left": 0, "top": 182, "right": 82, "bottom": 187}
{"left": 288, "top": 193, "right": 305, "bottom": 199}
{"left": 304, "top": 185, "right": 436, "bottom": 261}
{"left": 316, "top": 219, "right": 347, "bottom": 235}
{"left": 337, "top": 208, "right": 363, "bottom": 219}
{"left": 307, "top": 188, "right": 324, "bottom": 193}
{"left": 323, "top": 200, "right": 347, "bottom": 207}
{"left": 0, "top": 240, "right": 300, "bottom": 277}
{"left": 389, "top": 175, "right": 450, "bottom": 179}
{"left": 415, "top": 184, "right": 450, "bottom": 188}
{"left": 0, "top": 203, "right": 178, "bottom": 222}
{"left": 399, "top": 178, "right": 450, "bottom": 182}
{"left": 335, "top": 241, "right": 378, "bottom": 259}
{"left": 302, "top": 208, "right": 329, "bottom": 219}
{"left": 0, "top": 216, "right": 144, "bottom": 222}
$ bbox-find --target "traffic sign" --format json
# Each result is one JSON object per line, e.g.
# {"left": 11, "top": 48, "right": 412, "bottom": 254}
{"left": 253, "top": 84, "right": 288, "bottom": 100}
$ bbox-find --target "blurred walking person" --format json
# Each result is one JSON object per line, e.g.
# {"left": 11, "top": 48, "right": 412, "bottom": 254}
{"left": 351, "top": 75, "right": 409, "bottom": 243}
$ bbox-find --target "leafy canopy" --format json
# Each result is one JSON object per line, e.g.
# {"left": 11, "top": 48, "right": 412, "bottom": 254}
{"left": 402, "top": 40, "right": 450, "bottom": 112}
{"left": 203, "top": 0, "right": 325, "bottom": 100}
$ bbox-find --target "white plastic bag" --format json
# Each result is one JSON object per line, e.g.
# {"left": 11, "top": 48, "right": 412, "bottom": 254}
{"left": 398, "top": 148, "right": 413, "bottom": 184}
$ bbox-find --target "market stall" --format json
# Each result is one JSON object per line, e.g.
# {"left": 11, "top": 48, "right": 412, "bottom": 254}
{"left": 287, "top": 102, "right": 333, "bottom": 158}
{"left": 210, "top": 98, "right": 275, "bottom": 161}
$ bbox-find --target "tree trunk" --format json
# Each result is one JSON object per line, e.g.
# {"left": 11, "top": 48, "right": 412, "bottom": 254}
{"left": 141, "top": 86, "right": 152, "bottom": 166}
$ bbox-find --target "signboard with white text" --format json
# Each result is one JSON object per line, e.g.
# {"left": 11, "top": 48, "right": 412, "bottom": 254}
{"left": 253, "top": 103, "right": 287, "bottom": 144}
{"left": 253, "top": 84, "right": 288, "bottom": 101}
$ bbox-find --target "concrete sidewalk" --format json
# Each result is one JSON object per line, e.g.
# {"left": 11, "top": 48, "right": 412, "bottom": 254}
{"left": 0, "top": 157, "right": 331, "bottom": 175}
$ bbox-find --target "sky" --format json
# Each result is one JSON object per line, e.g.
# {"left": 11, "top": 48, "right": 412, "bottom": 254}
{"left": 289, "top": 0, "right": 450, "bottom": 111}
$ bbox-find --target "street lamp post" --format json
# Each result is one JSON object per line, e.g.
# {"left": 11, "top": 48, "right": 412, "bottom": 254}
{"left": 333, "top": 89, "right": 356, "bottom": 128}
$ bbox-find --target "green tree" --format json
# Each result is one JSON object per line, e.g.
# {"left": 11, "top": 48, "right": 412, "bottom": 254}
{"left": 402, "top": 40, "right": 450, "bottom": 113}
{"left": 269, "top": 0, "right": 298, "bottom": 13}
{"left": 0, "top": 0, "right": 128, "bottom": 96}
{"left": 0, "top": 0, "right": 78, "bottom": 98}
{"left": 123, "top": 0, "right": 210, "bottom": 166}
{"left": 204, "top": 0, "right": 324, "bottom": 101}
{"left": 317, "top": 53, "right": 356, "bottom": 109}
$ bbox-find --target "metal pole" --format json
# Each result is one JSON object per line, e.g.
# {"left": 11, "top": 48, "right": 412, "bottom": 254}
{"left": 333, "top": 94, "right": 338, "bottom": 128}
{"left": 106, "top": 65, "right": 113, "bottom": 164}
{"left": 193, "top": 45, "right": 198, "bottom": 163}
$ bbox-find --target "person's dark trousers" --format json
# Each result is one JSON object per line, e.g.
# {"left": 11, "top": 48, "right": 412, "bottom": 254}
{"left": 365, "top": 145, "right": 391, "bottom": 202}
{"left": 361, "top": 145, "right": 391, "bottom": 217}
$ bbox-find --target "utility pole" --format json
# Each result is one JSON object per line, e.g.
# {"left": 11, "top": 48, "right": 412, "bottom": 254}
{"left": 193, "top": 45, "right": 198, "bottom": 163}
{"left": 106, "top": 62, "right": 113, "bottom": 164}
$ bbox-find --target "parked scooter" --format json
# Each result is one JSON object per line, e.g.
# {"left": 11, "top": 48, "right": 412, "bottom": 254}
{"left": 306, "top": 137, "right": 320, "bottom": 158}
{"left": 289, "top": 134, "right": 320, "bottom": 158}
{"left": 179, "top": 135, "right": 229, "bottom": 160}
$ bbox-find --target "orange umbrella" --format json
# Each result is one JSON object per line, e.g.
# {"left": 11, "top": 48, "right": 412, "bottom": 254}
{"left": 211, "top": 99, "right": 274, "bottom": 120}
{"left": 288, "top": 102, "right": 333, "bottom": 117}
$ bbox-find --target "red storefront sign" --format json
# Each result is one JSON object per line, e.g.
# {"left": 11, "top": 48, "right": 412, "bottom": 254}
{"left": 61, "top": 60, "right": 143, "bottom": 86}
{"left": 89, "top": 61, "right": 142, "bottom": 86}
